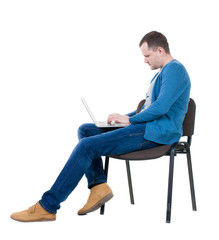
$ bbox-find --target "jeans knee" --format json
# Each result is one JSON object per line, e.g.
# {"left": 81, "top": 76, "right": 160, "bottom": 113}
{"left": 77, "top": 123, "right": 91, "bottom": 140}
{"left": 77, "top": 123, "right": 101, "bottom": 140}
{"left": 78, "top": 124, "right": 85, "bottom": 140}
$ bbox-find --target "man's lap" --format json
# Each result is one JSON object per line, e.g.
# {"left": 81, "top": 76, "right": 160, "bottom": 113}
{"left": 78, "top": 123, "right": 161, "bottom": 157}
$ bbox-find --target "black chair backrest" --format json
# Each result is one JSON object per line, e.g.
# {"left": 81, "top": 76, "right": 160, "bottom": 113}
{"left": 136, "top": 99, "right": 146, "bottom": 114}
{"left": 182, "top": 98, "right": 196, "bottom": 137}
{"left": 136, "top": 98, "right": 196, "bottom": 137}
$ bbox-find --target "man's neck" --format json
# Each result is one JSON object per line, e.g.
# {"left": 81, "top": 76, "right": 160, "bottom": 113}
{"left": 161, "top": 55, "right": 174, "bottom": 68}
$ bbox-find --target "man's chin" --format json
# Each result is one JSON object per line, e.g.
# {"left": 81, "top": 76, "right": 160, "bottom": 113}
{"left": 150, "top": 66, "right": 159, "bottom": 70}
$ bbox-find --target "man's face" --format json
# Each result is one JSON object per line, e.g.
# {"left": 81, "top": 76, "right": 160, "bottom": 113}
{"left": 140, "top": 42, "right": 162, "bottom": 70}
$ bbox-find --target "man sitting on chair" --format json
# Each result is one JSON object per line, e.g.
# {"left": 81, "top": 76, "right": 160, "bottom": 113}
{"left": 11, "top": 31, "right": 191, "bottom": 222}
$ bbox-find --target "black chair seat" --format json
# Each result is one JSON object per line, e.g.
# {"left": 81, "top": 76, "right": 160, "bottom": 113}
{"left": 110, "top": 145, "right": 172, "bottom": 160}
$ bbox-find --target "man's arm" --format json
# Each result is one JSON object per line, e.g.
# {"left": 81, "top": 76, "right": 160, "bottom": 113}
{"left": 126, "top": 110, "right": 137, "bottom": 117}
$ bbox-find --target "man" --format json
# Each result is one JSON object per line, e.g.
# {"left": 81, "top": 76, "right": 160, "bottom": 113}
{"left": 11, "top": 31, "right": 191, "bottom": 222}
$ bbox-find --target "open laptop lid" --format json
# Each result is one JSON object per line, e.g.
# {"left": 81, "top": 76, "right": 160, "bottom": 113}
{"left": 81, "top": 97, "right": 97, "bottom": 124}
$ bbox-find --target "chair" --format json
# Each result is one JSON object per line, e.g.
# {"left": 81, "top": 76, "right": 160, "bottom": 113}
{"left": 100, "top": 98, "right": 197, "bottom": 223}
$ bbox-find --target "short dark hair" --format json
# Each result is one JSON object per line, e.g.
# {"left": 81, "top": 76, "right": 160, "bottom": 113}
{"left": 139, "top": 31, "right": 170, "bottom": 54}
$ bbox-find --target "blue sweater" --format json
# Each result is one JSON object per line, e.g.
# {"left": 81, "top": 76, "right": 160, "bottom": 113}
{"left": 128, "top": 59, "right": 191, "bottom": 145}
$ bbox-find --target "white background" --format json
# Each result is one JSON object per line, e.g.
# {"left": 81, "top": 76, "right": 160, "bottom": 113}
{"left": 0, "top": 0, "right": 219, "bottom": 239}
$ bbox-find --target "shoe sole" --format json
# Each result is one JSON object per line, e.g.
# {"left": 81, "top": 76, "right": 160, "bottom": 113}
{"left": 10, "top": 216, "right": 56, "bottom": 222}
{"left": 78, "top": 193, "right": 114, "bottom": 215}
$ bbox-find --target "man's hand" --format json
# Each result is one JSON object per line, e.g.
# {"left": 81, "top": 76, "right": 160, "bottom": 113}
{"left": 107, "top": 113, "right": 130, "bottom": 125}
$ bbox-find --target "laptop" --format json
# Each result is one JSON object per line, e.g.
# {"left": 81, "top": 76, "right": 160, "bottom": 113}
{"left": 81, "top": 97, "right": 128, "bottom": 128}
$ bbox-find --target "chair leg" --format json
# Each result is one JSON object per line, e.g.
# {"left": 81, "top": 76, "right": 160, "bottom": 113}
{"left": 185, "top": 144, "right": 197, "bottom": 211}
{"left": 166, "top": 146, "right": 175, "bottom": 223}
{"left": 126, "top": 160, "right": 135, "bottom": 204}
{"left": 100, "top": 156, "right": 110, "bottom": 215}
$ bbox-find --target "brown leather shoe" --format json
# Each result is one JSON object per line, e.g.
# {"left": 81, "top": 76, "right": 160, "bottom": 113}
{"left": 11, "top": 202, "right": 56, "bottom": 222}
{"left": 78, "top": 183, "right": 113, "bottom": 215}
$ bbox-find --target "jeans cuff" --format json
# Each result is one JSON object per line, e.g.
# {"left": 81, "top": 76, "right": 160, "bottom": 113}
{"left": 88, "top": 180, "right": 106, "bottom": 189}
{"left": 39, "top": 200, "right": 57, "bottom": 214}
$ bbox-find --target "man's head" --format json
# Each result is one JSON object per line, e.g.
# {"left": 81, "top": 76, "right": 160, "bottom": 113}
{"left": 139, "top": 31, "right": 172, "bottom": 70}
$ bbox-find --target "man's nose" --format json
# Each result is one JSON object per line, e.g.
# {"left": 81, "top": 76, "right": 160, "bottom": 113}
{"left": 144, "top": 57, "right": 148, "bottom": 63}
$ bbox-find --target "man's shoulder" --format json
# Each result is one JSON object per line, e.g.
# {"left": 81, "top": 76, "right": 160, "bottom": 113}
{"left": 162, "top": 59, "right": 188, "bottom": 75}
{"left": 164, "top": 59, "right": 184, "bottom": 69}
{"left": 159, "top": 59, "right": 190, "bottom": 86}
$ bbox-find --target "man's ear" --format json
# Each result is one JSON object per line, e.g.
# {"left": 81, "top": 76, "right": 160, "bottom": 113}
{"left": 157, "top": 47, "right": 165, "bottom": 55}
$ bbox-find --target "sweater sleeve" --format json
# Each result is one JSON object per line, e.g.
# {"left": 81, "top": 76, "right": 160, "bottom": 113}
{"left": 129, "top": 64, "right": 190, "bottom": 124}
{"left": 126, "top": 110, "right": 137, "bottom": 117}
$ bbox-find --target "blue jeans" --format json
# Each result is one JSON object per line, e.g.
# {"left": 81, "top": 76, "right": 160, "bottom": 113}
{"left": 39, "top": 123, "right": 162, "bottom": 213}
